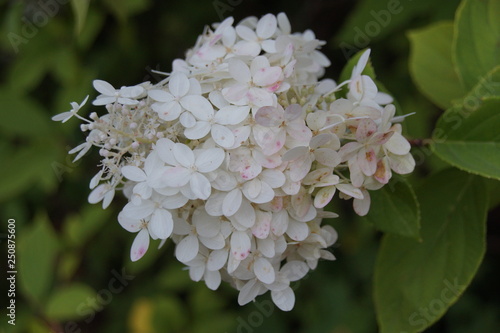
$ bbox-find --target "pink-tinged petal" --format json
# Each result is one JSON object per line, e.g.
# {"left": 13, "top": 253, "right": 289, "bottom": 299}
{"left": 288, "top": 155, "right": 313, "bottom": 182}
{"left": 314, "top": 186, "right": 336, "bottom": 208}
{"left": 122, "top": 201, "right": 155, "bottom": 219}
{"left": 385, "top": 131, "right": 411, "bottom": 155}
{"left": 148, "top": 89, "right": 174, "bottom": 103}
{"left": 371, "top": 131, "right": 394, "bottom": 145}
{"left": 255, "top": 106, "right": 283, "bottom": 127}
{"left": 118, "top": 212, "right": 141, "bottom": 232}
{"left": 190, "top": 172, "right": 212, "bottom": 200}
{"left": 357, "top": 148, "right": 377, "bottom": 176}
{"left": 231, "top": 231, "right": 251, "bottom": 260}
{"left": 286, "top": 220, "right": 309, "bottom": 241}
{"left": 180, "top": 95, "right": 213, "bottom": 121}
{"left": 222, "top": 84, "right": 248, "bottom": 104}
{"left": 207, "top": 249, "right": 229, "bottom": 271}
{"left": 238, "top": 279, "right": 261, "bottom": 306}
{"left": 215, "top": 105, "right": 250, "bottom": 125}
{"left": 150, "top": 208, "right": 173, "bottom": 239}
{"left": 254, "top": 257, "right": 275, "bottom": 284}
{"left": 184, "top": 121, "right": 211, "bottom": 140}
{"left": 162, "top": 166, "right": 191, "bottom": 187}
{"left": 256, "top": 13, "right": 277, "bottom": 39}
{"left": 286, "top": 121, "right": 312, "bottom": 143}
{"left": 271, "top": 210, "right": 288, "bottom": 236}
{"left": 252, "top": 211, "right": 271, "bottom": 239}
{"left": 121, "top": 166, "right": 147, "bottom": 182}
{"left": 195, "top": 148, "right": 225, "bottom": 173}
{"left": 223, "top": 188, "right": 243, "bottom": 217}
{"left": 247, "top": 87, "right": 274, "bottom": 107}
{"left": 336, "top": 184, "right": 364, "bottom": 199}
{"left": 130, "top": 229, "right": 150, "bottom": 262}
{"left": 253, "top": 126, "right": 285, "bottom": 156}
{"left": 315, "top": 148, "right": 340, "bottom": 168}
{"left": 204, "top": 270, "right": 222, "bottom": 290}
{"left": 253, "top": 66, "right": 282, "bottom": 87}
{"left": 173, "top": 143, "right": 195, "bottom": 167}
{"left": 374, "top": 157, "right": 391, "bottom": 184}
{"left": 253, "top": 150, "right": 282, "bottom": 168}
{"left": 356, "top": 118, "right": 377, "bottom": 141}
{"left": 228, "top": 58, "right": 252, "bottom": 83}
{"left": 175, "top": 234, "right": 199, "bottom": 263}
{"left": 353, "top": 189, "right": 371, "bottom": 216}
{"left": 93, "top": 80, "right": 116, "bottom": 96}
{"left": 284, "top": 104, "right": 303, "bottom": 122}
{"left": 338, "top": 141, "right": 361, "bottom": 162}
{"left": 211, "top": 124, "right": 235, "bottom": 148}
{"left": 168, "top": 72, "right": 190, "bottom": 97}
{"left": 271, "top": 287, "right": 295, "bottom": 311}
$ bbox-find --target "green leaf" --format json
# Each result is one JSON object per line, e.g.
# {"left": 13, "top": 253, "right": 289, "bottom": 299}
{"left": 46, "top": 283, "right": 95, "bottom": 320}
{"left": 365, "top": 177, "right": 420, "bottom": 239}
{"left": 374, "top": 169, "right": 487, "bottom": 333}
{"left": 432, "top": 97, "right": 500, "bottom": 180}
{"left": 0, "top": 89, "right": 52, "bottom": 139}
{"left": 70, "top": 0, "right": 90, "bottom": 35}
{"left": 453, "top": 0, "right": 500, "bottom": 90}
{"left": 18, "top": 213, "right": 60, "bottom": 303}
{"left": 335, "top": 0, "right": 435, "bottom": 56}
{"left": 0, "top": 141, "right": 61, "bottom": 201}
{"left": 408, "top": 21, "right": 466, "bottom": 109}
{"left": 64, "top": 204, "right": 111, "bottom": 248}
{"left": 339, "top": 48, "right": 376, "bottom": 83}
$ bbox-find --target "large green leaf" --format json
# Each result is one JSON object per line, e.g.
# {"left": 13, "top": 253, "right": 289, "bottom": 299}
{"left": 453, "top": 0, "right": 500, "bottom": 90}
{"left": 432, "top": 97, "right": 500, "bottom": 180}
{"left": 18, "top": 213, "right": 60, "bottom": 303}
{"left": 70, "top": 0, "right": 90, "bottom": 35}
{"left": 365, "top": 177, "right": 420, "bottom": 239}
{"left": 408, "top": 21, "right": 466, "bottom": 109}
{"left": 374, "top": 169, "right": 487, "bottom": 333}
{"left": 45, "top": 283, "right": 95, "bottom": 320}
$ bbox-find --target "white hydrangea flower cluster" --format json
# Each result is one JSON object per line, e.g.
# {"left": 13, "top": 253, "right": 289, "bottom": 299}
{"left": 53, "top": 13, "right": 415, "bottom": 311}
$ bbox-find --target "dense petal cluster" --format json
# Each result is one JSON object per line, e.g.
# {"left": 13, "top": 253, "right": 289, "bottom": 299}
{"left": 53, "top": 13, "right": 415, "bottom": 311}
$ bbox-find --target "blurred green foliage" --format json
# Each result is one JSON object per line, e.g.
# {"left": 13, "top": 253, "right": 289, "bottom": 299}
{"left": 0, "top": 0, "right": 499, "bottom": 333}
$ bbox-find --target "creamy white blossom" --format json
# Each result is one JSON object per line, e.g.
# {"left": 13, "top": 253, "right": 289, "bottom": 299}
{"left": 54, "top": 13, "right": 415, "bottom": 311}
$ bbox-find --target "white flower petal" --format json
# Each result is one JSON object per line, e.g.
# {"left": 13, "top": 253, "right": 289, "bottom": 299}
{"left": 93, "top": 79, "right": 116, "bottom": 96}
{"left": 254, "top": 257, "right": 275, "bottom": 284}
{"left": 173, "top": 143, "right": 195, "bottom": 168}
{"left": 238, "top": 279, "right": 261, "bottom": 306}
{"left": 271, "top": 287, "right": 295, "bottom": 311}
{"left": 184, "top": 121, "right": 211, "bottom": 140}
{"left": 169, "top": 72, "right": 190, "bottom": 97}
{"left": 223, "top": 188, "right": 242, "bottom": 217}
{"left": 207, "top": 248, "right": 229, "bottom": 271}
{"left": 150, "top": 208, "right": 173, "bottom": 239}
{"left": 230, "top": 230, "right": 251, "bottom": 260}
{"left": 190, "top": 172, "right": 212, "bottom": 200}
{"left": 229, "top": 58, "right": 252, "bottom": 83}
{"left": 204, "top": 270, "right": 221, "bottom": 290}
{"left": 121, "top": 166, "right": 147, "bottom": 182}
{"left": 130, "top": 229, "right": 150, "bottom": 262}
{"left": 180, "top": 95, "right": 213, "bottom": 121}
{"left": 175, "top": 234, "right": 199, "bottom": 263}
{"left": 256, "top": 14, "right": 277, "bottom": 39}
{"left": 286, "top": 220, "right": 309, "bottom": 241}
{"left": 118, "top": 212, "right": 141, "bottom": 232}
